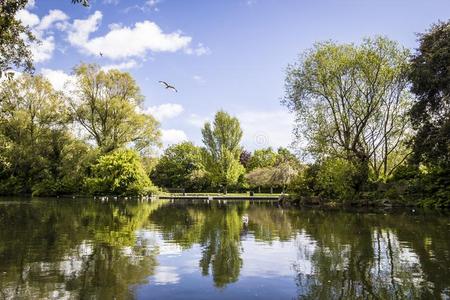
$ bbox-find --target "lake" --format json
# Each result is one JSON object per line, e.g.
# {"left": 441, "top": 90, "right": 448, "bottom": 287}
{"left": 0, "top": 198, "right": 449, "bottom": 299}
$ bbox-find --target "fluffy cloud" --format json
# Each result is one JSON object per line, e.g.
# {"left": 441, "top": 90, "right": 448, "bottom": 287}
{"left": 143, "top": 103, "right": 184, "bottom": 121}
{"left": 67, "top": 11, "right": 103, "bottom": 47}
{"left": 37, "top": 9, "right": 69, "bottom": 32}
{"left": 32, "top": 37, "right": 55, "bottom": 63}
{"left": 161, "top": 129, "right": 188, "bottom": 146}
{"left": 66, "top": 12, "right": 209, "bottom": 60}
{"left": 41, "top": 68, "right": 77, "bottom": 92}
{"left": 67, "top": 12, "right": 192, "bottom": 60}
{"left": 16, "top": 9, "right": 40, "bottom": 27}
{"left": 16, "top": 9, "right": 69, "bottom": 63}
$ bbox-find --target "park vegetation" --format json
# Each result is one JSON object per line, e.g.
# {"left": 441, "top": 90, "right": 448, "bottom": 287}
{"left": 0, "top": 1, "right": 448, "bottom": 206}
{"left": 283, "top": 23, "right": 450, "bottom": 207}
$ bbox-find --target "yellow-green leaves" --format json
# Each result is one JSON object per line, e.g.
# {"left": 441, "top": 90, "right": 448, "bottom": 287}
{"left": 71, "top": 63, "right": 161, "bottom": 154}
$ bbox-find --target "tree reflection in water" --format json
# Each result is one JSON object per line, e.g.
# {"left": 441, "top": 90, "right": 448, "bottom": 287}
{"left": 0, "top": 199, "right": 163, "bottom": 299}
{"left": 0, "top": 199, "right": 449, "bottom": 299}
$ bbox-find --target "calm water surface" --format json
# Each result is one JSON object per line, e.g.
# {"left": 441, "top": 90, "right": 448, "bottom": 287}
{"left": 0, "top": 198, "right": 449, "bottom": 299}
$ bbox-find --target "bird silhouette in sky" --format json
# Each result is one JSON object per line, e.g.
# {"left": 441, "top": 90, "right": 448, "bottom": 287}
{"left": 99, "top": 52, "right": 103, "bottom": 57}
{"left": 159, "top": 81, "right": 178, "bottom": 92}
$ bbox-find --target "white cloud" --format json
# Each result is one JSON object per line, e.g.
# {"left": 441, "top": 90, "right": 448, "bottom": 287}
{"left": 143, "top": 103, "right": 184, "bottom": 121}
{"left": 101, "top": 59, "right": 139, "bottom": 71}
{"left": 37, "top": 9, "right": 69, "bottom": 32}
{"left": 67, "top": 11, "right": 103, "bottom": 47}
{"left": 32, "top": 36, "right": 55, "bottom": 63}
{"left": 161, "top": 129, "right": 188, "bottom": 146}
{"left": 66, "top": 12, "right": 209, "bottom": 60}
{"left": 16, "top": 9, "right": 40, "bottom": 27}
{"left": 16, "top": 8, "right": 69, "bottom": 63}
{"left": 41, "top": 68, "right": 77, "bottom": 92}
{"left": 67, "top": 12, "right": 193, "bottom": 60}
{"left": 237, "top": 110, "right": 295, "bottom": 150}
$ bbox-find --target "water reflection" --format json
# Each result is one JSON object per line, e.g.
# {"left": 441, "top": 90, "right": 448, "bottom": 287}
{"left": 0, "top": 199, "right": 449, "bottom": 299}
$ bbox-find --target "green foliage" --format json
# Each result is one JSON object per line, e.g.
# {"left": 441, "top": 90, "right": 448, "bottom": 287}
{"left": 0, "top": 0, "right": 35, "bottom": 78}
{"left": 201, "top": 111, "right": 245, "bottom": 193}
{"left": 409, "top": 21, "right": 450, "bottom": 168}
{"left": 284, "top": 37, "right": 412, "bottom": 185}
{"left": 71, "top": 64, "right": 161, "bottom": 154}
{"left": 151, "top": 142, "right": 210, "bottom": 192}
{"left": 85, "top": 149, "right": 156, "bottom": 196}
{"left": 0, "top": 74, "right": 93, "bottom": 196}
{"left": 247, "top": 147, "right": 277, "bottom": 170}
{"left": 316, "top": 158, "right": 358, "bottom": 203}
{"left": 292, "top": 158, "right": 359, "bottom": 203}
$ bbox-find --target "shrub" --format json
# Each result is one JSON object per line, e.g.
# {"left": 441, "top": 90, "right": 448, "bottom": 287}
{"left": 316, "top": 158, "right": 358, "bottom": 203}
{"left": 85, "top": 149, "right": 156, "bottom": 196}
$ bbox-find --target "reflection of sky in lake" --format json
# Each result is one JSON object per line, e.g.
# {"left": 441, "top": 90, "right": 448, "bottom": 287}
{"left": 134, "top": 229, "right": 318, "bottom": 299}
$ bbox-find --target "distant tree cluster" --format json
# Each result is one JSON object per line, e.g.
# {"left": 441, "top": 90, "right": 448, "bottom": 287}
{"left": 151, "top": 111, "right": 302, "bottom": 194}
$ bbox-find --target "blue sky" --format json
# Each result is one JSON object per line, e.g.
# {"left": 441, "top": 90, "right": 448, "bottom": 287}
{"left": 17, "top": 0, "right": 450, "bottom": 151}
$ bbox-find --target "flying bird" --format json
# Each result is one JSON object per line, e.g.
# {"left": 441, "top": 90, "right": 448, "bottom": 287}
{"left": 99, "top": 52, "right": 103, "bottom": 57}
{"left": 159, "top": 81, "right": 178, "bottom": 92}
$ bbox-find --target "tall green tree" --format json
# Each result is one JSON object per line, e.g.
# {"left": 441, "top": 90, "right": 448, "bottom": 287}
{"left": 70, "top": 64, "right": 161, "bottom": 154}
{"left": 284, "top": 37, "right": 412, "bottom": 187}
{"left": 409, "top": 21, "right": 450, "bottom": 168}
{"left": 201, "top": 110, "right": 244, "bottom": 193}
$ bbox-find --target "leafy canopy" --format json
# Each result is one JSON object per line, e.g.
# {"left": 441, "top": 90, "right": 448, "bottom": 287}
{"left": 70, "top": 64, "right": 161, "bottom": 154}
{"left": 284, "top": 37, "right": 412, "bottom": 183}
{"left": 409, "top": 20, "right": 450, "bottom": 168}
